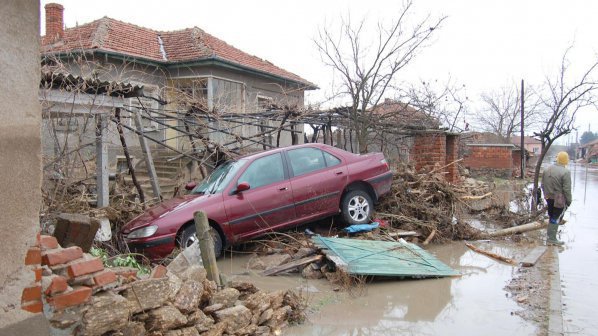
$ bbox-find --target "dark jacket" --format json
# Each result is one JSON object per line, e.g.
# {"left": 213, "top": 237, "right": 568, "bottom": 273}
{"left": 541, "top": 163, "right": 572, "bottom": 207}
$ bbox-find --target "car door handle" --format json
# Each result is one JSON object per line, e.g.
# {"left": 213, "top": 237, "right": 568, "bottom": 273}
{"left": 279, "top": 187, "right": 288, "bottom": 191}
{"left": 335, "top": 171, "right": 343, "bottom": 175}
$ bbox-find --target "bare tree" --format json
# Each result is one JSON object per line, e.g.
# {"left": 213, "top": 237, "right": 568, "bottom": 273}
{"left": 315, "top": 1, "right": 446, "bottom": 152}
{"left": 476, "top": 84, "right": 540, "bottom": 142}
{"left": 531, "top": 48, "right": 598, "bottom": 209}
{"left": 402, "top": 77, "right": 469, "bottom": 132}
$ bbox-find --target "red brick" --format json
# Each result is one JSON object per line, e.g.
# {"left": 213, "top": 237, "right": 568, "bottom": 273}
{"left": 44, "top": 275, "right": 68, "bottom": 296}
{"left": 42, "top": 246, "right": 83, "bottom": 266}
{"left": 67, "top": 258, "right": 104, "bottom": 278}
{"left": 35, "top": 232, "right": 41, "bottom": 247}
{"left": 33, "top": 267, "right": 42, "bottom": 282}
{"left": 150, "top": 265, "right": 167, "bottom": 279}
{"left": 93, "top": 270, "right": 117, "bottom": 287}
{"left": 21, "top": 284, "right": 41, "bottom": 303}
{"left": 40, "top": 235, "right": 59, "bottom": 250}
{"left": 21, "top": 300, "right": 42, "bottom": 314}
{"left": 25, "top": 247, "right": 41, "bottom": 265}
{"left": 48, "top": 286, "right": 92, "bottom": 310}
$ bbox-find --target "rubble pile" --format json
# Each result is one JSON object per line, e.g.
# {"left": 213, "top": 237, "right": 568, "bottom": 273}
{"left": 376, "top": 166, "right": 481, "bottom": 242}
{"left": 22, "top": 234, "right": 305, "bottom": 336}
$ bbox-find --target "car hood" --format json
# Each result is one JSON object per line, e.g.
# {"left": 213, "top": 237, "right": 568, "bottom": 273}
{"left": 121, "top": 193, "right": 211, "bottom": 234}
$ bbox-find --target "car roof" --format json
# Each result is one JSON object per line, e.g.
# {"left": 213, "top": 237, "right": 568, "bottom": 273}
{"left": 237, "top": 143, "right": 344, "bottom": 161}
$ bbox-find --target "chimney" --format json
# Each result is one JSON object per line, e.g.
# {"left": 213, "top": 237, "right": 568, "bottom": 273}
{"left": 45, "top": 3, "right": 64, "bottom": 41}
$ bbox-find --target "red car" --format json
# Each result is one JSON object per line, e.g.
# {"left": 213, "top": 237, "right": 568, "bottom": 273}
{"left": 121, "top": 144, "right": 392, "bottom": 259}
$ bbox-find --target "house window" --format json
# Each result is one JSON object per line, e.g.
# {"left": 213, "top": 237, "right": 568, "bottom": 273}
{"left": 175, "top": 78, "right": 208, "bottom": 109}
{"left": 212, "top": 78, "right": 245, "bottom": 113}
{"left": 257, "top": 95, "right": 273, "bottom": 112}
{"left": 533, "top": 147, "right": 539, "bottom": 153}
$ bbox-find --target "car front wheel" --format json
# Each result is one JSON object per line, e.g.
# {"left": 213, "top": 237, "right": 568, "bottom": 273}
{"left": 340, "top": 189, "right": 373, "bottom": 225}
{"left": 179, "top": 224, "right": 223, "bottom": 258}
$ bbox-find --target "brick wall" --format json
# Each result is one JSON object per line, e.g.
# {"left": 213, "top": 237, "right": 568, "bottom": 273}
{"left": 512, "top": 149, "right": 522, "bottom": 177}
{"left": 411, "top": 133, "right": 446, "bottom": 173}
{"left": 462, "top": 144, "right": 514, "bottom": 178}
{"left": 445, "top": 134, "right": 459, "bottom": 183}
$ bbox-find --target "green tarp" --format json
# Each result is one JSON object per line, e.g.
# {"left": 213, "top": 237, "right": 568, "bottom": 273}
{"left": 312, "top": 236, "right": 459, "bottom": 278}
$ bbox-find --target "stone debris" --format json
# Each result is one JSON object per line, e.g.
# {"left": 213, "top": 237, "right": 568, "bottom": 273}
{"left": 22, "top": 235, "right": 305, "bottom": 335}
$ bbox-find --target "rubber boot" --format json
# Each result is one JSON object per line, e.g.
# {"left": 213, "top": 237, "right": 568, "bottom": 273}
{"left": 547, "top": 223, "right": 564, "bottom": 246}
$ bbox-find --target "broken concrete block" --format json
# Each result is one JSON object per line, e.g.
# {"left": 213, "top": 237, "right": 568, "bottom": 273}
{"left": 247, "top": 254, "right": 291, "bottom": 270}
{"left": 258, "top": 308, "right": 274, "bottom": 325}
{"left": 301, "top": 263, "right": 324, "bottom": 279}
{"left": 146, "top": 305, "right": 187, "bottom": 331}
{"left": 173, "top": 280, "right": 203, "bottom": 313}
{"left": 80, "top": 292, "right": 130, "bottom": 335}
{"left": 123, "top": 278, "right": 170, "bottom": 313}
{"left": 213, "top": 305, "right": 252, "bottom": 334}
{"left": 120, "top": 321, "right": 146, "bottom": 336}
{"left": 186, "top": 310, "right": 214, "bottom": 332}
{"left": 54, "top": 213, "right": 100, "bottom": 252}
{"left": 164, "top": 326, "right": 200, "bottom": 336}
{"left": 209, "top": 288, "right": 240, "bottom": 308}
{"left": 200, "top": 321, "right": 227, "bottom": 336}
{"left": 166, "top": 271, "right": 183, "bottom": 301}
{"left": 266, "top": 306, "right": 292, "bottom": 329}
{"left": 267, "top": 290, "right": 285, "bottom": 310}
{"left": 179, "top": 265, "right": 207, "bottom": 283}
{"left": 166, "top": 241, "right": 203, "bottom": 277}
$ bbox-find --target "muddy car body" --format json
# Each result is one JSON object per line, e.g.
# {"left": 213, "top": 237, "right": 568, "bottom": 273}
{"left": 121, "top": 144, "right": 392, "bottom": 259}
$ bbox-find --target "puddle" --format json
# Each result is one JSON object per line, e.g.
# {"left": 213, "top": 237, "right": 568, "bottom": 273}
{"left": 218, "top": 243, "right": 536, "bottom": 335}
{"left": 557, "top": 163, "right": 598, "bottom": 335}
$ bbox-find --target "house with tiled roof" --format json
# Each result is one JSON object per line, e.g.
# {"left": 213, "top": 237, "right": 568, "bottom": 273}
{"left": 578, "top": 138, "right": 598, "bottom": 163}
{"left": 40, "top": 3, "right": 316, "bottom": 159}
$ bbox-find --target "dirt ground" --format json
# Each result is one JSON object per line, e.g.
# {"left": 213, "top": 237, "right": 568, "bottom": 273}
{"left": 505, "top": 245, "right": 554, "bottom": 336}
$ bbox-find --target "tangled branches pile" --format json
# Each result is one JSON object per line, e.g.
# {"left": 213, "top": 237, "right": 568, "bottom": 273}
{"left": 376, "top": 165, "right": 480, "bottom": 242}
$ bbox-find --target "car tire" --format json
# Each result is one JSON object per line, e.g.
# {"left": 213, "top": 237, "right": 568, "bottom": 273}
{"left": 340, "top": 189, "right": 373, "bottom": 225}
{"left": 179, "top": 224, "right": 223, "bottom": 258}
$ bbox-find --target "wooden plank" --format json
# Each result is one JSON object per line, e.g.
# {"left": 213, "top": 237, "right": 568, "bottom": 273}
{"left": 519, "top": 246, "right": 548, "bottom": 267}
{"left": 465, "top": 242, "right": 517, "bottom": 265}
{"left": 388, "top": 230, "right": 419, "bottom": 238}
{"left": 95, "top": 114, "right": 109, "bottom": 208}
{"left": 194, "top": 211, "right": 221, "bottom": 287}
{"left": 262, "top": 255, "right": 323, "bottom": 276}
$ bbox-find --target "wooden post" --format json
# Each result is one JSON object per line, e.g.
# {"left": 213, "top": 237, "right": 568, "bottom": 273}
{"left": 520, "top": 79, "right": 525, "bottom": 179}
{"left": 115, "top": 108, "right": 146, "bottom": 207}
{"left": 194, "top": 211, "right": 221, "bottom": 286}
{"left": 95, "top": 113, "right": 109, "bottom": 208}
{"left": 133, "top": 108, "right": 161, "bottom": 200}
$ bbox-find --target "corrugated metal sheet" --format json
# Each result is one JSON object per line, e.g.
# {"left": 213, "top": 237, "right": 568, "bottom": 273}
{"left": 312, "top": 236, "right": 458, "bottom": 278}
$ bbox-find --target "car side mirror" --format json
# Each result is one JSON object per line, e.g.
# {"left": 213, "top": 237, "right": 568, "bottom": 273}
{"left": 184, "top": 181, "right": 197, "bottom": 191}
{"left": 235, "top": 181, "right": 250, "bottom": 193}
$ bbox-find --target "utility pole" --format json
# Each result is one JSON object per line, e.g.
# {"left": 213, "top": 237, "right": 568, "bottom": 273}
{"left": 520, "top": 79, "right": 525, "bottom": 179}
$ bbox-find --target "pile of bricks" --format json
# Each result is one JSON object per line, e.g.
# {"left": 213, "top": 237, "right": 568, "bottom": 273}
{"left": 20, "top": 234, "right": 305, "bottom": 335}
{"left": 21, "top": 233, "right": 125, "bottom": 317}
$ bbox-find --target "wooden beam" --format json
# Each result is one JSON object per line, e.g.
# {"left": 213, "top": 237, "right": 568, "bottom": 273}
{"left": 261, "top": 255, "right": 323, "bottom": 276}
{"left": 480, "top": 221, "right": 546, "bottom": 238}
{"left": 95, "top": 114, "right": 109, "bottom": 208}
{"left": 133, "top": 108, "right": 161, "bottom": 201}
{"left": 194, "top": 211, "right": 222, "bottom": 287}
{"left": 465, "top": 242, "right": 517, "bottom": 265}
{"left": 519, "top": 246, "right": 547, "bottom": 267}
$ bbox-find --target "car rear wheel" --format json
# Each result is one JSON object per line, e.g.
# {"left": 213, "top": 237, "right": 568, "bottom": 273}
{"left": 340, "top": 189, "right": 373, "bottom": 225}
{"left": 179, "top": 224, "right": 223, "bottom": 258}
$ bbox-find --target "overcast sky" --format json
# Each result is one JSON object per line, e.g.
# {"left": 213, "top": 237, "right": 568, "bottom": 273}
{"left": 40, "top": 0, "right": 597, "bottom": 140}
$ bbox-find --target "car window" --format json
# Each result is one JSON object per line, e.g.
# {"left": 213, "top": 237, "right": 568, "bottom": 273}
{"left": 192, "top": 159, "right": 246, "bottom": 194}
{"left": 288, "top": 148, "right": 327, "bottom": 176}
{"left": 238, "top": 153, "right": 285, "bottom": 189}
{"left": 322, "top": 151, "right": 341, "bottom": 167}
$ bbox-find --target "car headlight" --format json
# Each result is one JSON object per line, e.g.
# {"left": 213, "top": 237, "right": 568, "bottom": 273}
{"left": 126, "top": 225, "right": 158, "bottom": 239}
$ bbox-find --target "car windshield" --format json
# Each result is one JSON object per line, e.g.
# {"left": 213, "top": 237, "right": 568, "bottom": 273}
{"left": 191, "top": 159, "right": 246, "bottom": 195}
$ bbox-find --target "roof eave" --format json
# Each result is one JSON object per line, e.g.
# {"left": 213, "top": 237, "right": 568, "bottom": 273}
{"left": 167, "top": 56, "right": 318, "bottom": 90}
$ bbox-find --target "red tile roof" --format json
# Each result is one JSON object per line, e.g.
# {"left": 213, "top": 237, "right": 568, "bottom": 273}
{"left": 370, "top": 99, "right": 440, "bottom": 129}
{"left": 510, "top": 136, "right": 541, "bottom": 145}
{"left": 42, "top": 17, "right": 315, "bottom": 88}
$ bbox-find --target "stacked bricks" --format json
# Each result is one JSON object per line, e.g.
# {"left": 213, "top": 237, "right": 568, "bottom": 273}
{"left": 462, "top": 144, "right": 514, "bottom": 178}
{"left": 411, "top": 132, "right": 447, "bottom": 176}
{"left": 445, "top": 134, "right": 460, "bottom": 183}
{"left": 21, "top": 233, "right": 120, "bottom": 314}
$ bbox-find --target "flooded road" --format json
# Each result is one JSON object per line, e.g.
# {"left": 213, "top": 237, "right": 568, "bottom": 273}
{"left": 219, "top": 242, "right": 537, "bottom": 335}
{"left": 558, "top": 163, "right": 598, "bottom": 335}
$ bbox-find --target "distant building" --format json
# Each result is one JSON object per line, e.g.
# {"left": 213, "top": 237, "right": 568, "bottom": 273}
{"left": 578, "top": 138, "right": 598, "bottom": 163}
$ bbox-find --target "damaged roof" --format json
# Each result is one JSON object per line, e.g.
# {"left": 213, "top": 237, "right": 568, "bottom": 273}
{"left": 41, "top": 17, "right": 316, "bottom": 89}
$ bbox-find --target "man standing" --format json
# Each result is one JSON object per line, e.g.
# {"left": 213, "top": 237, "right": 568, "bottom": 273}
{"left": 541, "top": 151, "right": 572, "bottom": 245}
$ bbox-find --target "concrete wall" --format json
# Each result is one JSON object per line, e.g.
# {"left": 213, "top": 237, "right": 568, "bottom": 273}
{"left": 0, "top": 0, "right": 42, "bottom": 327}
{"left": 462, "top": 144, "right": 514, "bottom": 178}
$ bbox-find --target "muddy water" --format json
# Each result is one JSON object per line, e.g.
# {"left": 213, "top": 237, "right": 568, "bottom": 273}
{"left": 218, "top": 243, "right": 536, "bottom": 335}
{"left": 558, "top": 164, "right": 598, "bottom": 335}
